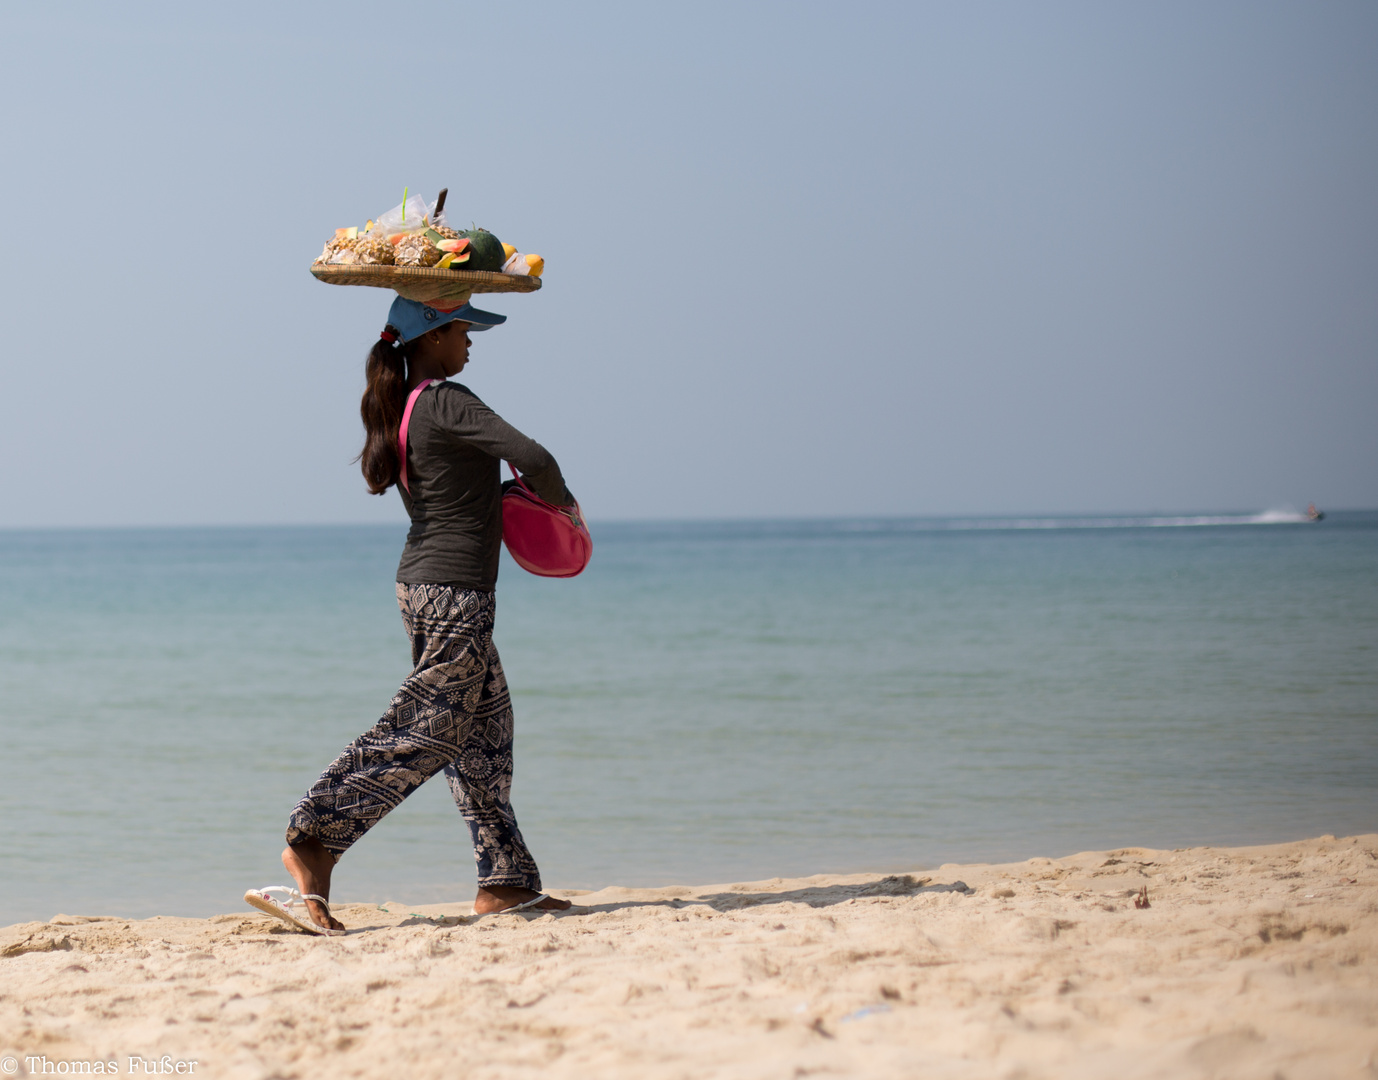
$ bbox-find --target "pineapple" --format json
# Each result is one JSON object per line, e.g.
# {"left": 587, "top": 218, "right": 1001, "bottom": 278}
{"left": 315, "top": 236, "right": 352, "bottom": 264}
{"left": 394, "top": 233, "right": 442, "bottom": 267}
{"left": 351, "top": 235, "right": 395, "bottom": 265}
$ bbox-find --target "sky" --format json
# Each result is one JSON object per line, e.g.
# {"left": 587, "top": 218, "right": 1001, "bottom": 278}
{"left": 0, "top": 1, "right": 1374, "bottom": 526}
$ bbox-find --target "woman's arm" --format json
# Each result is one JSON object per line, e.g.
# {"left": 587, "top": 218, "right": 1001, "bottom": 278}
{"left": 434, "top": 384, "right": 575, "bottom": 505}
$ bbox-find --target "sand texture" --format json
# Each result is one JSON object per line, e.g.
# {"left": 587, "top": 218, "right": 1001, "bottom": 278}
{"left": 1, "top": 834, "right": 1375, "bottom": 1079}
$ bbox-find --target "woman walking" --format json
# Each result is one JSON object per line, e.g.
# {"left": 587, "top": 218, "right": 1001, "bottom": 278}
{"left": 248, "top": 296, "right": 574, "bottom": 934}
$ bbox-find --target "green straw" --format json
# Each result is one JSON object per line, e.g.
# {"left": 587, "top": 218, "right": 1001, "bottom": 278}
{"left": 401, "top": 186, "right": 408, "bottom": 223}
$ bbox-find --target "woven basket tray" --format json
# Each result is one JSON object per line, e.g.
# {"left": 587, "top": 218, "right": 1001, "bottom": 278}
{"left": 310, "top": 264, "right": 542, "bottom": 306}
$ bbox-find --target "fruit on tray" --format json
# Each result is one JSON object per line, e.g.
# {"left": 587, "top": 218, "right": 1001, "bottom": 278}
{"left": 424, "top": 228, "right": 472, "bottom": 261}
{"left": 501, "top": 250, "right": 544, "bottom": 277}
{"left": 315, "top": 233, "right": 395, "bottom": 266}
{"left": 394, "top": 233, "right": 443, "bottom": 267}
{"left": 316, "top": 236, "right": 350, "bottom": 263}
{"left": 458, "top": 228, "right": 506, "bottom": 272}
{"left": 435, "top": 237, "right": 472, "bottom": 269}
{"left": 315, "top": 196, "right": 542, "bottom": 277}
{"left": 350, "top": 235, "right": 394, "bottom": 265}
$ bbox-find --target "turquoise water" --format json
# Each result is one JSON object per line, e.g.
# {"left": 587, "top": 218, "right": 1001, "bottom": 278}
{"left": 1, "top": 513, "right": 1375, "bottom": 924}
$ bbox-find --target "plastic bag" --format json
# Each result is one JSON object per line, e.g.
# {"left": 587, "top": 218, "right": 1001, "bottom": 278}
{"left": 372, "top": 191, "right": 434, "bottom": 241}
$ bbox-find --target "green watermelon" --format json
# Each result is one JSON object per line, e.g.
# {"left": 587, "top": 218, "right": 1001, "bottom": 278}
{"left": 460, "top": 228, "right": 506, "bottom": 272}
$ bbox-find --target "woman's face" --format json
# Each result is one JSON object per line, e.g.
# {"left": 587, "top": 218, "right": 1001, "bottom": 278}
{"left": 421, "top": 321, "right": 472, "bottom": 377}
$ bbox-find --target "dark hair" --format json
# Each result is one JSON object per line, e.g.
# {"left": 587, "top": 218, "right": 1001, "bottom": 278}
{"left": 358, "top": 327, "right": 414, "bottom": 494}
{"left": 358, "top": 322, "right": 458, "bottom": 493}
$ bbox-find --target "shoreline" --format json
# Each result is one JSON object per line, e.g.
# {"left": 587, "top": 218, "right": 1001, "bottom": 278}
{"left": 2, "top": 833, "right": 1374, "bottom": 1078}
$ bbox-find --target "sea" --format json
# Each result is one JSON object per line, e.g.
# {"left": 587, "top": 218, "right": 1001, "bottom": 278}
{"left": 1, "top": 511, "right": 1375, "bottom": 925}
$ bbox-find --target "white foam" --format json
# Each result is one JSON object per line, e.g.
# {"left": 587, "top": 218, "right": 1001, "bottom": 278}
{"left": 849, "top": 510, "right": 1318, "bottom": 533}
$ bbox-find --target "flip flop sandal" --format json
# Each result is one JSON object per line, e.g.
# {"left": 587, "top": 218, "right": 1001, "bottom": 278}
{"left": 468, "top": 892, "right": 558, "bottom": 919}
{"left": 244, "top": 886, "right": 347, "bottom": 937}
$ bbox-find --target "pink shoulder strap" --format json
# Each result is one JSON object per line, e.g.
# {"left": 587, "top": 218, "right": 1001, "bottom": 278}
{"left": 398, "top": 379, "right": 442, "bottom": 495}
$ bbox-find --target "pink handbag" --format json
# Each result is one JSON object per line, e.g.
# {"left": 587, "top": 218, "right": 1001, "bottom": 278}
{"left": 399, "top": 380, "right": 592, "bottom": 578}
{"left": 500, "top": 463, "right": 592, "bottom": 578}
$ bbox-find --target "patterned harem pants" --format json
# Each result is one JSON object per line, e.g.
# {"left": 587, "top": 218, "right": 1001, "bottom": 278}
{"left": 286, "top": 584, "right": 541, "bottom": 890}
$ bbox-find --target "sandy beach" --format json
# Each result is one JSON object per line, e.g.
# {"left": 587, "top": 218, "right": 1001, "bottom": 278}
{"left": 1, "top": 834, "right": 1374, "bottom": 1079}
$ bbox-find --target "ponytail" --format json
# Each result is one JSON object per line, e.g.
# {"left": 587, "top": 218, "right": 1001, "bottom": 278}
{"left": 358, "top": 327, "right": 411, "bottom": 494}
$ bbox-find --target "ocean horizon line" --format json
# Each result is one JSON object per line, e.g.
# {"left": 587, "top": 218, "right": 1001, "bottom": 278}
{"left": 1, "top": 507, "right": 1373, "bottom": 536}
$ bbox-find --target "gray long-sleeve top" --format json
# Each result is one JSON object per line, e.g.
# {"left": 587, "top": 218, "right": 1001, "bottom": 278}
{"left": 396, "top": 380, "right": 573, "bottom": 590}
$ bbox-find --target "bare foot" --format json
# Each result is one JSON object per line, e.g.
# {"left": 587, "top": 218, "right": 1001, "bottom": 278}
{"left": 281, "top": 841, "right": 346, "bottom": 931}
{"left": 473, "top": 885, "right": 572, "bottom": 915}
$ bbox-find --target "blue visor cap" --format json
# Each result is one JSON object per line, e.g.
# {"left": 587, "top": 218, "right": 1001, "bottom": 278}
{"left": 387, "top": 296, "right": 507, "bottom": 342}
